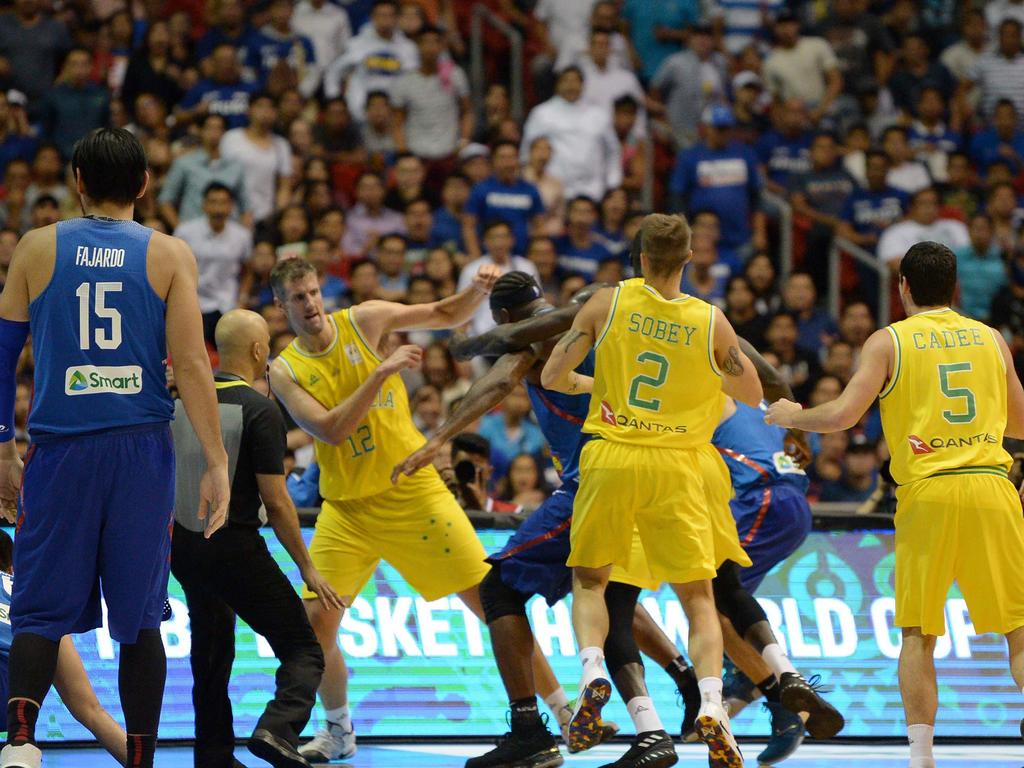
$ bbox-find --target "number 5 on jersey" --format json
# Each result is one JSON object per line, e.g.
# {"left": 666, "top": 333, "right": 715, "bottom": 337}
{"left": 938, "top": 362, "right": 976, "bottom": 424}
{"left": 76, "top": 282, "right": 123, "bottom": 351}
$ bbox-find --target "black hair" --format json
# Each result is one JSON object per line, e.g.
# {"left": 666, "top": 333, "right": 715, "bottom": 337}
{"left": 373, "top": 0, "right": 399, "bottom": 9}
{"left": 995, "top": 98, "right": 1018, "bottom": 113}
{"left": 443, "top": 172, "right": 470, "bottom": 186}
{"left": 203, "top": 181, "right": 234, "bottom": 199}
{"left": 526, "top": 235, "right": 555, "bottom": 253}
{"left": 317, "top": 206, "right": 346, "bottom": 222}
{"left": 910, "top": 186, "right": 939, "bottom": 206}
{"left": 71, "top": 128, "right": 148, "bottom": 206}
{"left": 846, "top": 438, "right": 877, "bottom": 455}
{"left": 32, "top": 194, "right": 59, "bottom": 209}
{"left": 491, "top": 140, "right": 520, "bottom": 156}
{"left": 377, "top": 232, "right": 407, "bottom": 248}
{"left": 489, "top": 271, "right": 543, "bottom": 313}
{"left": 812, "top": 130, "right": 839, "bottom": 144}
{"left": 0, "top": 529, "right": 11, "bottom": 573}
{"left": 482, "top": 219, "right": 513, "bottom": 236}
{"left": 415, "top": 23, "right": 443, "bottom": 39}
{"left": 567, "top": 195, "right": 598, "bottom": 213}
{"left": 865, "top": 148, "right": 889, "bottom": 164}
{"left": 201, "top": 112, "right": 228, "bottom": 129}
{"left": 404, "top": 196, "right": 432, "bottom": 211}
{"left": 556, "top": 65, "right": 584, "bottom": 81}
{"left": 249, "top": 90, "right": 275, "bottom": 107}
{"left": 365, "top": 90, "right": 390, "bottom": 105}
{"left": 999, "top": 18, "right": 1023, "bottom": 34}
{"left": 349, "top": 256, "right": 378, "bottom": 274}
{"left": 613, "top": 95, "right": 639, "bottom": 112}
{"left": 768, "top": 310, "right": 798, "bottom": 327}
{"left": 899, "top": 241, "right": 957, "bottom": 307}
{"left": 452, "top": 432, "right": 491, "bottom": 460}
{"left": 881, "top": 125, "right": 908, "bottom": 141}
{"left": 394, "top": 151, "right": 421, "bottom": 165}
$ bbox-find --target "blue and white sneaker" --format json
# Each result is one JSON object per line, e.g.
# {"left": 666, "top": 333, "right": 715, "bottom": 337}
{"left": 756, "top": 701, "right": 805, "bottom": 765}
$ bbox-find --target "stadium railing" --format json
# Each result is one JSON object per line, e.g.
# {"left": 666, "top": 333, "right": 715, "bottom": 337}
{"left": 829, "top": 235, "right": 892, "bottom": 322}
{"left": 762, "top": 189, "right": 794, "bottom": 283}
{"left": 469, "top": 3, "right": 525, "bottom": 124}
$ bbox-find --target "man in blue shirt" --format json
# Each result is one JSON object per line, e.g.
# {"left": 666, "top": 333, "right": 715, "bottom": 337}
{"left": 955, "top": 212, "right": 1006, "bottom": 321}
{"left": 837, "top": 150, "right": 909, "bottom": 252}
{"left": 551, "top": 196, "right": 613, "bottom": 279}
{"left": 756, "top": 98, "right": 813, "bottom": 195}
{"left": 244, "top": 0, "right": 316, "bottom": 95}
{"left": 970, "top": 99, "right": 1024, "bottom": 175}
{"left": 196, "top": 0, "right": 253, "bottom": 60}
{"left": 41, "top": 48, "right": 110, "bottom": 160}
{"left": 0, "top": 93, "right": 37, "bottom": 183}
{"left": 671, "top": 105, "right": 766, "bottom": 256}
{"left": 464, "top": 141, "right": 545, "bottom": 260}
{"left": 176, "top": 44, "right": 256, "bottom": 130}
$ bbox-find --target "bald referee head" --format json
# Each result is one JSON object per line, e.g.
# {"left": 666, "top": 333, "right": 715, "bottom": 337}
{"left": 215, "top": 309, "right": 271, "bottom": 381}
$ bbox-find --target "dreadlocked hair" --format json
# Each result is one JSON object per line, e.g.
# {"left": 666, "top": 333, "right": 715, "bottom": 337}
{"left": 489, "top": 270, "right": 543, "bottom": 313}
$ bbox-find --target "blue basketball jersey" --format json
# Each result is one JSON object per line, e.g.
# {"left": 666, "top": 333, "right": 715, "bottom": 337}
{"left": 712, "top": 400, "right": 809, "bottom": 497}
{"left": 526, "top": 351, "right": 594, "bottom": 481}
{"left": 28, "top": 218, "right": 174, "bottom": 437}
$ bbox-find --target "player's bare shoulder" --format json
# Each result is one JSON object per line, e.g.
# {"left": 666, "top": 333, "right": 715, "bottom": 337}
{"left": 11, "top": 224, "right": 59, "bottom": 302}
{"left": 146, "top": 230, "right": 198, "bottom": 300}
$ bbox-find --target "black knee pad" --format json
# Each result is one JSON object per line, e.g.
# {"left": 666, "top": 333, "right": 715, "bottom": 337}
{"left": 604, "top": 582, "right": 643, "bottom": 676}
{"left": 713, "top": 560, "right": 767, "bottom": 637}
{"left": 480, "top": 564, "right": 529, "bottom": 624}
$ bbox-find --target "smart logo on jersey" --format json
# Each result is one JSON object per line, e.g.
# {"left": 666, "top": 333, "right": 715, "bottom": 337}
{"left": 908, "top": 435, "right": 934, "bottom": 455}
{"left": 64, "top": 365, "right": 142, "bottom": 396}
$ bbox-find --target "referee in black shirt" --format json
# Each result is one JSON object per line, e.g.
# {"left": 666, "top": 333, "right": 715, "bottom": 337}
{"left": 171, "top": 309, "right": 341, "bottom": 768}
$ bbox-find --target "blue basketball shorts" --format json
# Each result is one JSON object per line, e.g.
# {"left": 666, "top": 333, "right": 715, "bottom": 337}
{"left": 13, "top": 423, "right": 175, "bottom": 644}
{"left": 488, "top": 479, "right": 576, "bottom": 606}
{"left": 732, "top": 482, "right": 812, "bottom": 592}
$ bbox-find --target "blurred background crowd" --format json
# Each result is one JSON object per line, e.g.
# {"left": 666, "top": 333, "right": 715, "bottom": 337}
{"left": 3, "top": 0, "right": 1024, "bottom": 513}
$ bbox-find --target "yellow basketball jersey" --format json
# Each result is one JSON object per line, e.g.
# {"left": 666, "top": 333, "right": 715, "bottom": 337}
{"left": 584, "top": 279, "right": 724, "bottom": 449}
{"left": 277, "top": 309, "right": 426, "bottom": 501}
{"left": 879, "top": 307, "right": 1012, "bottom": 485}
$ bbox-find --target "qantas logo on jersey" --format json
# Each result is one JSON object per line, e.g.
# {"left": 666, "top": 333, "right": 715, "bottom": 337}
{"left": 64, "top": 365, "right": 142, "bottom": 396}
{"left": 908, "top": 432, "right": 999, "bottom": 454}
{"left": 600, "top": 400, "right": 616, "bottom": 425}
{"left": 907, "top": 435, "right": 934, "bottom": 455}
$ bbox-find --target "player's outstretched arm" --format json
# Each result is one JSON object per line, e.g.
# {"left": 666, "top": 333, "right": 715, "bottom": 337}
{"left": 738, "top": 336, "right": 794, "bottom": 403}
{"left": 269, "top": 344, "right": 422, "bottom": 445}
{"left": 392, "top": 348, "right": 538, "bottom": 483}
{"left": 713, "top": 309, "right": 763, "bottom": 407}
{"left": 541, "top": 289, "right": 612, "bottom": 393}
{"left": 162, "top": 236, "right": 231, "bottom": 537}
{"left": 353, "top": 263, "right": 501, "bottom": 348}
{"left": 766, "top": 328, "right": 892, "bottom": 432}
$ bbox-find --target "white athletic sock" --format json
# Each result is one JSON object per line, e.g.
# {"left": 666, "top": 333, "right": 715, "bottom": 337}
{"left": 325, "top": 705, "right": 351, "bottom": 730}
{"left": 626, "top": 696, "right": 664, "bottom": 733}
{"left": 697, "top": 676, "right": 724, "bottom": 705}
{"left": 908, "top": 724, "right": 935, "bottom": 767}
{"left": 761, "top": 643, "right": 798, "bottom": 676}
{"left": 579, "top": 646, "right": 604, "bottom": 670}
{"left": 544, "top": 690, "right": 572, "bottom": 726}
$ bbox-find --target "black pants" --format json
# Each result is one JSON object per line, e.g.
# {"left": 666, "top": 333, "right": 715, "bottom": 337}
{"left": 171, "top": 524, "right": 325, "bottom": 768}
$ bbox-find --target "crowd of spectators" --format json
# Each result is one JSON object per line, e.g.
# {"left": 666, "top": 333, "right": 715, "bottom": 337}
{"left": 4, "top": 0, "right": 1024, "bottom": 511}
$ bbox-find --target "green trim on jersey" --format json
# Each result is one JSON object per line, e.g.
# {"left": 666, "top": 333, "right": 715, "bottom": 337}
{"left": 595, "top": 286, "right": 621, "bottom": 349}
{"left": 707, "top": 304, "right": 722, "bottom": 377}
{"left": 879, "top": 326, "right": 901, "bottom": 399}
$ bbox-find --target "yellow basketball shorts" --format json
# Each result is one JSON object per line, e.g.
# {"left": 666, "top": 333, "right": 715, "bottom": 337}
{"left": 305, "top": 467, "right": 490, "bottom": 604}
{"left": 610, "top": 444, "right": 751, "bottom": 591}
{"left": 895, "top": 472, "right": 1024, "bottom": 637}
{"left": 571, "top": 440, "right": 716, "bottom": 586}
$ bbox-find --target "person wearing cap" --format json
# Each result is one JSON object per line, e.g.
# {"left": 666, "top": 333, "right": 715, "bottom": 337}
{"left": 390, "top": 25, "right": 473, "bottom": 164}
{"left": 0, "top": 92, "right": 37, "bottom": 182}
{"left": 521, "top": 66, "right": 622, "bottom": 202}
{"left": 458, "top": 142, "right": 492, "bottom": 185}
{"left": 670, "top": 104, "right": 766, "bottom": 256}
{"left": 649, "top": 25, "right": 728, "bottom": 149}
{"left": 763, "top": 10, "right": 843, "bottom": 123}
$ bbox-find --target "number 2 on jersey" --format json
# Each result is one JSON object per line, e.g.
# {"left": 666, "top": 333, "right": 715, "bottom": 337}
{"left": 76, "top": 282, "right": 123, "bottom": 351}
{"left": 627, "top": 351, "right": 669, "bottom": 411}
{"left": 938, "top": 362, "right": 976, "bottom": 424}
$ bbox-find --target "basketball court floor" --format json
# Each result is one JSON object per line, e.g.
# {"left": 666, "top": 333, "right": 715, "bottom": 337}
{"left": 35, "top": 742, "right": 1024, "bottom": 767}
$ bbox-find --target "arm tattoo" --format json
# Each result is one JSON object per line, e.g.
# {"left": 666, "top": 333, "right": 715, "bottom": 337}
{"left": 567, "top": 374, "right": 580, "bottom": 394}
{"left": 722, "top": 345, "right": 745, "bottom": 377}
{"left": 558, "top": 329, "right": 589, "bottom": 353}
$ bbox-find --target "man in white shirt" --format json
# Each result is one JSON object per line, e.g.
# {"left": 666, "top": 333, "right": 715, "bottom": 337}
{"left": 219, "top": 93, "right": 293, "bottom": 225}
{"left": 763, "top": 10, "right": 842, "bottom": 122}
{"left": 174, "top": 182, "right": 253, "bottom": 342}
{"left": 579, "top": 30, "right": 646, "bottom": 136}
{"left": 877, "top": 187, "right": 969, "bottom": 270}
{"left": 534, "top": 0, "right": 597, "bottom": 71}
{"left": 292, "top": 0, "right": 351, "bottom": 85}
{"left": 457, "top": 220, "right": 540, "bottom": 337}
{"left": 987, "top": 0, "right": 1024, "bottom": 30}
{"left": 322, "top": 0, "right": 418, "bottom": 121}
{"left": 969, "top": 18, "right": 1024, "bottom": 118}
{"left": 521, "top": 66, "right": 622, "bottom": 201}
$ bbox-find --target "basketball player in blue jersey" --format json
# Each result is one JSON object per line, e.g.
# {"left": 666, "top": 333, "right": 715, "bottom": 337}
{"left": 0, "top": 128, "right": 230, "bottom": 768}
